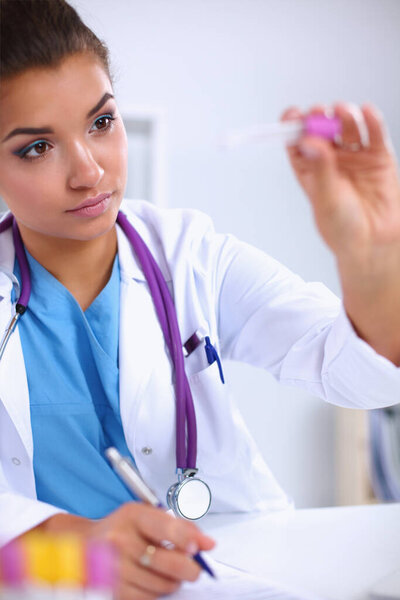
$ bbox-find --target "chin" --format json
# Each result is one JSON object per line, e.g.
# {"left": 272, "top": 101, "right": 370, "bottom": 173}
{"left": 73, "top": 213, "right": 119, "bottom": 242}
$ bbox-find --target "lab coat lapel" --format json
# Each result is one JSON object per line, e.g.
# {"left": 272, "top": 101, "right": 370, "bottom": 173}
{"left": 0, "top": 306, "right": 32, "bottom": 458}
{"left": 0, "top": 226, "right": 33, "bottom": 459}
{"left": 117, "top": 223, "right": 173, "bottom": 455}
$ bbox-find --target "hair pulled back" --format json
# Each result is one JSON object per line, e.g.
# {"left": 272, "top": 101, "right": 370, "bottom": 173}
{"left": 0, "top": 0, "right": 113, "bottom": 83}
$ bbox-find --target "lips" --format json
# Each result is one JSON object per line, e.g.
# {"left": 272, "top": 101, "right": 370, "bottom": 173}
{"left": 68, "top": 192, "right": 112, "bottom": 212}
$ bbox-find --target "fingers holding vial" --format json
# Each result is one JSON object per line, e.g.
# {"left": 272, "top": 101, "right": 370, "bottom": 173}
{"left": 281, "top": 101, "right": 393, "bottom": 159}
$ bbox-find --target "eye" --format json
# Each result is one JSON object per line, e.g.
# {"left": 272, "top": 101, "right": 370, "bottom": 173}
{"left": 15, "top": 140, "right": 51, "bottom": 161}
{"left": 91, "top": 113, "right": 116, "bottom": 133}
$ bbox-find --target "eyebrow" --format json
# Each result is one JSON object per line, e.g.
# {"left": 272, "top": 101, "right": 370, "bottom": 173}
{"left": 1, "top": 92, "right": 115, "bottom": 143}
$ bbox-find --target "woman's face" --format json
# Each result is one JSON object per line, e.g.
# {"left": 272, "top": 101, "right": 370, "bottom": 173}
{"left": 0, "top": 52, "right": 128, "bottom": 242}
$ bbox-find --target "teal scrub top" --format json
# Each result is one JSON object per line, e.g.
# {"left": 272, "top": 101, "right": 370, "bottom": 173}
{"left": 13, "top": 251, "right": 138, "bottom": 518}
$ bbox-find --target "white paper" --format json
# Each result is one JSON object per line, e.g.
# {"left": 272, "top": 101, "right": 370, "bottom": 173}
{"left": 164, "top": 556, "right": 324, "bottom": 600}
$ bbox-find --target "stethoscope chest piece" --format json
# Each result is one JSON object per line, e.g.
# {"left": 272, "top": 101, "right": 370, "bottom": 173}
{"left": 167, "top": 472, "right": 211, "bottom": 520}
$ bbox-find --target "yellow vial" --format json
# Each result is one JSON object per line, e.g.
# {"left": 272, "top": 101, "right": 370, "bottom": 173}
{"left": 54, "top": 534, "right": 85, "bottom": 588}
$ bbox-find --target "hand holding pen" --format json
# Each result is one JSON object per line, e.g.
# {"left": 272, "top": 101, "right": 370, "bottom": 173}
{"left": 102, "top": 447, "right": 215, "bottom": 598}
{"left": 81, "top": 448, "right": 216, "bottom": 599}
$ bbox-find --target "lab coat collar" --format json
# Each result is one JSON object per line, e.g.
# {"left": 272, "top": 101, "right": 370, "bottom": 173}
{"left": 116, "top": 221, "right": 146, "bottom": 283}
{"left": 0, "top": 211, "right": 19, "bottom": 303}
{"left": 0, "top": 210, "right": 15, "bottom": 271}
{"left": 117, "top": 201, "right": 172, "bottom": 284}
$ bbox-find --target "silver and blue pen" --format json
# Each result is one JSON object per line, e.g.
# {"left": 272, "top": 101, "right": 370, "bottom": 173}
{"left": 105, "top": 447, "right": 215, "bottom": 578}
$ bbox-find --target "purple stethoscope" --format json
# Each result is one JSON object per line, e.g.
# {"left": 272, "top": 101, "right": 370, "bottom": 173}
{"left": 0, "top": 211, "right": 218, "bottom": 520}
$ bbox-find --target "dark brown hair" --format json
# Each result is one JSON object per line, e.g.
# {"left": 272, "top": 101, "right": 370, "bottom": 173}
{"left": 0, "top": 0, "right": 113, "bottom": 83}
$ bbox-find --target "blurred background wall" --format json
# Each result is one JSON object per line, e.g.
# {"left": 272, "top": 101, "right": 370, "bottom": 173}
{"left": 54, "top": 0, "right": 399, "bottom": 506}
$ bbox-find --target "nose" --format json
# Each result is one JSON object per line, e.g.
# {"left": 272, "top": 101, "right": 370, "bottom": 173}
{"left": 67, "top": 141, "right": 104, "bottom": 189}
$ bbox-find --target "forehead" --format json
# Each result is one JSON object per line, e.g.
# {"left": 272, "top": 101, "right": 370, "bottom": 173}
{"left": 0, "top": 53, "right": 112, "bottom": 130}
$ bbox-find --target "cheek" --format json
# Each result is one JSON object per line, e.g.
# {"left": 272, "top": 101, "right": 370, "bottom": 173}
{"left": 107, "top": 125, "right": 128, "bottom": 187}
{"left": 0, "top": 162, "right": 61, "bottom": 219}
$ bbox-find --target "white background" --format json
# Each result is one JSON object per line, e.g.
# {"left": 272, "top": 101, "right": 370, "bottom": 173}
{"left": 69, "top": 0, "right": 399, "bottom": 506}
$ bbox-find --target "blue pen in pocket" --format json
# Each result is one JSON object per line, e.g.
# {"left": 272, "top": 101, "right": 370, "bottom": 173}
{"left": 204, "top": 336, "right": 225, "bottom": 384}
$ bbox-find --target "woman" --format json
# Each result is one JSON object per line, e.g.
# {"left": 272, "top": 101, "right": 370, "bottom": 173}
{"left": 1, "top": 0, "right": 400, "bottom": 598}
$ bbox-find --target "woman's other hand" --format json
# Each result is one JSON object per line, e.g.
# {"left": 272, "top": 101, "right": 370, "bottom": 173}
{"left": 281, "top": 102, "right": 400, "bottom": 365}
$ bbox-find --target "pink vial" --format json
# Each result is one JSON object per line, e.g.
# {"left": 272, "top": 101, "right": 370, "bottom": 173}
{"left": 85, "top": 541, "right": 116, "bottom": 599}
{"left": 0, "top": 541, "right": 26, "bottom": 598}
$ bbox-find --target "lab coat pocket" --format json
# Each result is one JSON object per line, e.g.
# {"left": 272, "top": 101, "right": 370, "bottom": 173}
{"left": 183, "top": 339, "right": 210, "bottom": 376}
{"left": 183, "top": 333, "right": 225, "bottom": 383}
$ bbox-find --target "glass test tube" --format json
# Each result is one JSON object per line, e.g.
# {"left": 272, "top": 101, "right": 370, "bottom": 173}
{"left": 220, "top": 114, "right": 342, "bottom": 148}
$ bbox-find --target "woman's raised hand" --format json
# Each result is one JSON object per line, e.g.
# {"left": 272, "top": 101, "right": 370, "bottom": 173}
{"left": 281, "top": 102, "right": 400, "bottom": 365}
{"left": 280, "top": 102, "right": 400, "bottom": 262}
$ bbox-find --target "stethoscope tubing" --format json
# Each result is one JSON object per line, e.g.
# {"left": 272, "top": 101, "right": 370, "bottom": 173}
{"left": 117, "top": 212, "right": 197, "bottom": 469}
{"left": 0, "top": 213, "right": 32, "bottom": 309}
{"left": 12, "top": 219, "right": 31, "bottom": 309}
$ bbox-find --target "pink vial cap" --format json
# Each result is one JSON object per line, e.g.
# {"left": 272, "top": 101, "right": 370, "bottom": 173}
{"left": 0, "top": 541, "right": 25, "bottom": 586}
{"left": 86, "top": 541, "right": 116, "bottom": 589}
{"left": 304, "top": 114, "right": 342, "bottom": 140}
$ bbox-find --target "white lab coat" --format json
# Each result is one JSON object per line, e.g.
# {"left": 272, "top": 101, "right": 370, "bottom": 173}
{"left": 0, "top": 199, "right": 399, "bottom": 545}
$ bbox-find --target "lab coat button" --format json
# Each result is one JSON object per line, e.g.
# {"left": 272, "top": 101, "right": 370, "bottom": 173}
{"left": 12, "top": 457, "right": 21, "bottom": 466}
{"left": 141, "top": 447, "right": 152, "bottom": 455}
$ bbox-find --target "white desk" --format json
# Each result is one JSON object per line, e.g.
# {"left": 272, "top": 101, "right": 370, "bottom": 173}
{"left": 202, "top": 503, "right": 400, "bottom": 600}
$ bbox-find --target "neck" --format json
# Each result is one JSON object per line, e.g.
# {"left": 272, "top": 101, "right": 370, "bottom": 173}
{"left": 16, "top": 224, "right": 118, "bottom": 311}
